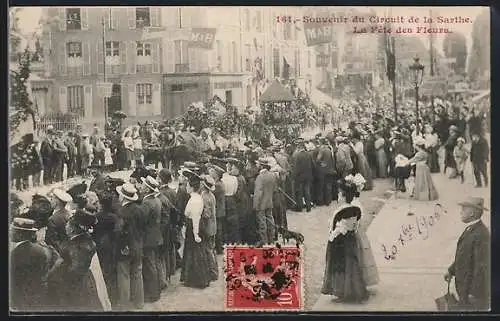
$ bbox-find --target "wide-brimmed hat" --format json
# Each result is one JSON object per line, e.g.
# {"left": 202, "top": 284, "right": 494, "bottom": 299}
{"left": 116, "top": 183, "right": 139, "bottom": 201}
{"left": 255, "top": 157, "right": 270, "bottom": 167}
{"left": 82, "top": 133, "right": 89, "bottom": 138}
{"left": 201, "top": 175, "right": 216, "bottom": 191}
{"left": 11, "top": 217, "right": 38, "bottom": 232}
{"left": 206, "top": 163, "right": 226, "bottom": 175}
{"left": 449, "top": 125, "right": 459, "bottom": 132}
{"left": 52, "top": 188, "right": 73, "bottom": 203}
{"left": 413, "top": 136, "right": 426, "bottom": 147}
{"left": 141, "top": 175, "right": 160, "bottom": 193}
{"left": 457, "top": 137, "right": 466, "bottom": 144}
{"left": 183, "top": 161, "right": 200, "bottom": 170}
{"left": 332, "top": 205, "right": 362, "bottom": 226}
{"left": 72, "top": 208, "right": 98, "bottom": 227}
{"left": 458, "top": 197, "right": 488, "bottom": 212}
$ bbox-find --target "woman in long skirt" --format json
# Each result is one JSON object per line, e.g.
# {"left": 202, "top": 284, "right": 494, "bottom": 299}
{"left": 408, "top": 137, "right": 439, "bottom": 201}
{"left": 351, "top": 134, "right": 373, "bottom": 191}
{"left": 180, "top": 170, "right": 212, "bottom": 289}
{"left": 321, "top": 181, "right": 368, "bottom": 303}
{"left": 424, "top": 124, "right": 440, "bottom": 173}
{"left": 374, "top": 132, "right": 388, "bottom": 178}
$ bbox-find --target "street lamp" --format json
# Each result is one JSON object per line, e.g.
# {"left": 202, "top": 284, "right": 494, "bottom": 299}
{"left": 409, "top": 56, "right": 424, "bottom": 133}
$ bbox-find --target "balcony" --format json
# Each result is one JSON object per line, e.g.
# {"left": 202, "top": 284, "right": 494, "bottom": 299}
{"left": 175, "top": 64, "right": 190, "bottom": 73}
{"left": 136, "top": 64, "right": 153, "bottom": 74}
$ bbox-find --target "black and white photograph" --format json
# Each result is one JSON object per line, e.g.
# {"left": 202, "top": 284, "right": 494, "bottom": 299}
{"left": 9, "top": 6, "right": 490, "bottom": 313}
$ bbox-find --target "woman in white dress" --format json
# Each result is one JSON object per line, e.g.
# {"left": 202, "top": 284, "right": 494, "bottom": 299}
{"left": 408, "top": 136, "right": 439, "bottom": 201}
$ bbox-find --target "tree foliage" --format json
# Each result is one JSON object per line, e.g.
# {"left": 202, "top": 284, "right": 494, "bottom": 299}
{"left": 442, "top": 32, "right": 468, "bottom": 75}
{"left": 10, "top": 49, "right": 35, "bottom": 135}
{"left": 467, "top": 9, "right": 490, "bottom": 83}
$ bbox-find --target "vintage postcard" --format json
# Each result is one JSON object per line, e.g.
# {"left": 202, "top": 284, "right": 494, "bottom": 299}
{"left": 9, "top": 6, "right": 490, "bottom": 313}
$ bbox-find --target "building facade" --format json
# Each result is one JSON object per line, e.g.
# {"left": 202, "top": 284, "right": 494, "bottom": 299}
{"left": 41, "top": 6, "right": 316, "bottom": 126}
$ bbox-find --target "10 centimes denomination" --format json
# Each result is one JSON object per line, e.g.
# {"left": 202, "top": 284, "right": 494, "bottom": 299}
{"left": 224, "top": 245, "right": 303, "bottom": 311}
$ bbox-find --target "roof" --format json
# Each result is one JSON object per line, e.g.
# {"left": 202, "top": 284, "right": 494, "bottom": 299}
{"left": 259, "top": 80, "right": 295, "bottom": 103}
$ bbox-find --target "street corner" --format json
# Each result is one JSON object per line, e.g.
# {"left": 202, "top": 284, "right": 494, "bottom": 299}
{"left": 224, "top": 245, "right": 303, "bottom": 311}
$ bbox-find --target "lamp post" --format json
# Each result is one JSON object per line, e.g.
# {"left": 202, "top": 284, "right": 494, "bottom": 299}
{"left": 409, "top": 56, "right": 424, "bottom": 134}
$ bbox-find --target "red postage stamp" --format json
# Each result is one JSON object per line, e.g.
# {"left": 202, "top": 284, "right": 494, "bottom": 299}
{"left": 224, "top": 245, "right": 303, "bottom": 310}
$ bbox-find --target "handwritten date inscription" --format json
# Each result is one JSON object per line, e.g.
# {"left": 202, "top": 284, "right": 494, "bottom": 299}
{"left": 381, "top": 204, "right": 446, "bottom": 261}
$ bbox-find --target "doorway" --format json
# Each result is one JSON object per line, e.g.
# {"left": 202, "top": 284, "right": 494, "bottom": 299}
{"left": 225, "top": 90, "right": 232, "bottom": 105}
{"left": 107, "top": 83, "right": 122, "bottom": 115}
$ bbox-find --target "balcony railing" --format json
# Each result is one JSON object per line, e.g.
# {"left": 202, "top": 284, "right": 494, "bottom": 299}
{"left": 136, "top": 64, "right": 153, "bottom": 74}
{"left": 67, "top": 66, "right": 84, "bottom": 77}
{"left": 175, "top": 63, "right": 190, "bottom": 73}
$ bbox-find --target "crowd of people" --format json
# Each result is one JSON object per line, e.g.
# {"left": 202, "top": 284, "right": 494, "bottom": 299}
{"left": 9, "top": 86, "right": 490, "bottom": 311}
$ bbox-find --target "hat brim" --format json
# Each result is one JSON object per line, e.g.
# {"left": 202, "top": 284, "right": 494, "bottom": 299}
{"left": 12, "top": 226, "right": 38, "bottom": 232}
{"left": 140, "top": 177, "right": 160, "bottom": 193}
{"left": 202, "top": 181, "right": 216, "bottom": 192}
{"left": 53, "top": 190, "right": 73, "bottom": 203}
{"left": 115, "top": 186, "right": 139, "bottom": 201}
{"left": 458, "top": 201, "right": 488, "bottom": 211}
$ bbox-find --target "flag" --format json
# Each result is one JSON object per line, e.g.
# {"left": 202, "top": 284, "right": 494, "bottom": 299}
{"left": 282, "top": 57, "right": 290, "bottom": 80}
{"left": 385, "top": 33, "right": 396, "bottom": 82}
{"left": 188, "top": 28, "right": 217, "bottom": 49}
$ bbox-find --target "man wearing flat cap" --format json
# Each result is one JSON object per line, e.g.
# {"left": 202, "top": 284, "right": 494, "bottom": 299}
{"left": 445, "top": 197, "right": 490, "bottom": 311}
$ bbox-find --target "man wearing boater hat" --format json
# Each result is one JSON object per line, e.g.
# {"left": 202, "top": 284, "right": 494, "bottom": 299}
{"left": 115, "top": 183, "right": 145, "bottom": 310}
{"left": 445, "top": 197, "right": 490, "bottom": 311}
{"left": 254, "top": 158, "right": 277, "bottom": 245}
{"left": 138, "top": 176, "right": 163, "bottom": 303}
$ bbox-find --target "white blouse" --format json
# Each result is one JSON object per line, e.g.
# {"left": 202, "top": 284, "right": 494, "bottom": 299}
{"left": 123, "top": 137, "right": 134, "bottom": 151}
{"left": 184, "top": 192, "right": 204, "bottom": 236}
{"left": 424, "top": 133, "right": 439, "bottom": 149}
{"left": 221, "top": 173, "right": 238, "bottom": 196}
{"left": 353, "top": 141, "right": 364, "bottom": 154}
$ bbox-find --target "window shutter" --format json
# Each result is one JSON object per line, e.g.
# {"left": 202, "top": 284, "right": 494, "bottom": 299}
{"left": 111, "top": 8, "right": 119, "bottom": 29}
{"left": 97, "top": 41, "right": 104, "bottom": 74}
{"left": 83, "top": 42, "right": 91, "bottom": 75}
{"left": 128, "top": 84, "right": 137, "bottom": 116}
{"left": 165, "top": 40, "right": 174, "bottom": 73}
{"left": 120, "top": 42, "right": 127, "bottom": 74}
{"left": 59, "top": 87, "right": 67, "bottom": 113}
{"left": 153, "top": 83, "right": 161, "bottom": 116}
{"left": 59, "top": 42, "right": 67, "bottom": 75}
{"left": 151, "top": 7, "right": 161, "bottom": 27}
{"left": 188, "top": 47, "right": 197, "bottom": 73}
{"left": 84, "top": 85, "right": 93, "bottom": 118}
{"left": 81, "top": 8, "right": 89, "bottom": 30}
{"left": 128, "top": 41, "right": 136, "bottom": 74}
{"left": 58, "top": 8, "right": 66, "bottom": 31}
{"left": 152, "top": 42, "right": 160, "bottom": 73}
{"left": 127, "top": 8, "right": 136, "bottom": 29}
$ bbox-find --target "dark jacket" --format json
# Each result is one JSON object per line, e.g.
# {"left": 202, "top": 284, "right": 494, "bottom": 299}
{"left": 142, "top": 194, "right": 164, "bottom": 248}
{"left": 116, "top": 201, "right": 145, "bottom": 259}
{"left": 291, "top": 149, "right": 314, "bottom": 182}
{"left": 45, "top": 209, "right": 71, "bottom": 254}
{"left": 470, "top": 137, "right": 489, "bottom": 164}
{"left": 200, "top": 190, "right": 217, "bottom": 237}
{"left": 316, "top": 145, "right": 336, "bottom": 176}
{"left": 448, "top": 221, "right": 490, "bottom": 310}
{"left": 40, "top": 138, "right": 53, "bottom": 166}
{"left": 89, "top": 174, "right": 107, "bottom": 193}
{"left": 214, "top": 181, "right": 226, "bottom": 218}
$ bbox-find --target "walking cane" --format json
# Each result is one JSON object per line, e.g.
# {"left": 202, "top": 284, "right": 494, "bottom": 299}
{"left": 277, "top": 186, "right": 297, "bottom": 207}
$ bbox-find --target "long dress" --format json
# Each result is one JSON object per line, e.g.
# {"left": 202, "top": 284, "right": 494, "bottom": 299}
{"left": 425, "top": 133, "right": 440, "bottom": 173}
{"left": 374, "top": 138, "right": 388, "bottom": 178}
{"left": 321, "top": 206, "right": 368, "bottom": 302}
{"left": 47, "top": 233, "right": 103, "bottom": 311}
{"left": 353, "top": 141, "right": 373, "bottom": 190}
{"left": 409, "top": 151, "right": 439, "bottom": 201}
{"left": 180, "top": 192, "right": 211, "bottom": 289}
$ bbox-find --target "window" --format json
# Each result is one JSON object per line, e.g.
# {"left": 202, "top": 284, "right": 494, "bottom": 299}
{"left": 273, "top": 48, "right": 280, "bottom": 77}
{"left": 66, "top": 8, "right": 81, "bottom": 30}
{"left": 137, "top": 83, "right": 153, "bottom": 105}
{"left": 307, "top": 51, "right": 311, "bottom": 68}
{"left": 284, "top": 23, "right": 292, "bottom": 40}
{"left": 174, "top": 40, "right": 189, "bottom": 72}
{"left": 67, "top": 85, "right": 84, "bottom": 116}
{"left": 136, "top": 7, "right": 151, "bottom": 28}
{"left": 137, "top": 42, "right": 151, "bottom": 56}
{"left": 295, "top": 49, "right": 301, "bottom": 76}
{"left": 245, "top": 44, "right": 252, "bottom": 71}
{"left": 255, "top": 12, "right": 262, "bottom": 32}
{"left": 244, "top": 9, "right": 250, "bottom": 32}
{"left": 67, "top": 42, "right": 82, "bottom": 58}
{"left": 232, "top": 41, "right": 237, "bottom": 72}
{"left": 106, "top": 41, "right": 120, "bottom": 57}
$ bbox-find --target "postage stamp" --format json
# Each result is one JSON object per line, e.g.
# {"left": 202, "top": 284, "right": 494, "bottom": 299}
{"left": 224, "top": 245, "right": 303, "bottom": 311}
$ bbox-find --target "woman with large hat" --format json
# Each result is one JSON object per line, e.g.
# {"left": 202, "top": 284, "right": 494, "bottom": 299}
{"left": 321, "top": 181, "right": 368, "bottom": 303}
{"left": 47, "top": 208, "right": 104, "bottom": 311}
{"left": 180, "top": 169, "right": 212, "bottom": 289}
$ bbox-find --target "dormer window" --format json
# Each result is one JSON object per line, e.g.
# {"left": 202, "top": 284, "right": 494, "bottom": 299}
{"left": 66, "top": 8, "right": 81, "bottom": 30}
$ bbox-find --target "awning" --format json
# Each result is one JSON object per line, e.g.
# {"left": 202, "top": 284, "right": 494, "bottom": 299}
{"left": 470, "top": 90, "right": 490, "bottom": 104}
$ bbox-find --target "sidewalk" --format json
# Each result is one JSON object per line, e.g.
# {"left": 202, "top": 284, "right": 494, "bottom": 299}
{"left": 312, "top": 166, "right": 490, "bottom": 311}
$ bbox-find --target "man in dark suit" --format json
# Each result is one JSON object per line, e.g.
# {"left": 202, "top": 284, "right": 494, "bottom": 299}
{"left": 445, "top": 197, "right": 490, "bottom": 311}
{"left": 470, "top": 133, "right": 489, "bottom": 188}
{"left": 40, "top": 128, "right": 54, "bottom": 185}
{"left": 138, "top": 176, "right": 163, "bottom": 303}
{"left": 253, "top": 158, "right": 277, "bottom": 244}
{"left": 89, "top": 165, "right": 107, "bottom": 193}
{"left": 291, "top": 140, "right": 314, "bottom": 212}
{"left": 315, "top": 138, "right": 336, "bottom": 206}
{"left": 115, "top": 183, "right": 145, "bottom": 310}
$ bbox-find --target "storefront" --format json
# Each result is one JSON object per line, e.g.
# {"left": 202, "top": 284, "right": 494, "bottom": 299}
{"left": 163, "top": 72, "right": 246, "bottom": 119}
